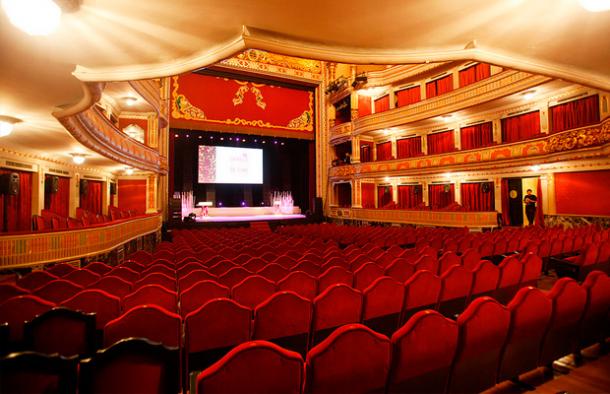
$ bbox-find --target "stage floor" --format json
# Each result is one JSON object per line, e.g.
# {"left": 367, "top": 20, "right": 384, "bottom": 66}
{"left": 194, "top": 213, "right": 306, "bottom": 223}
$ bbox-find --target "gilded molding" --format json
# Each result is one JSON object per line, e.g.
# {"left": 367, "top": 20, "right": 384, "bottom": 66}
{"left": 219, "top": 49, "right": 323, "bottom": 81}
{"left": 128, "top": 79, "right": 168, "bottom": 128}
{"left": 547, "top": 121, "right": 610, "bottom": 153}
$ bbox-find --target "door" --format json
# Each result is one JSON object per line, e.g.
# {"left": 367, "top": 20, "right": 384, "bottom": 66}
{"left": 507, "top": 178, "right": 523, "bottom": 226}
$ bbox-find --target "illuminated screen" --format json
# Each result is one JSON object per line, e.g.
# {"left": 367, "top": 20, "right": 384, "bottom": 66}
{"left": 198, "top": 145, "right": 263, "bottom": 184}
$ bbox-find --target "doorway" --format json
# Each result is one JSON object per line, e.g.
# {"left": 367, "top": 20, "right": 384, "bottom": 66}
{"left": 507, "top": 178, "right": 523, "bottom": 226}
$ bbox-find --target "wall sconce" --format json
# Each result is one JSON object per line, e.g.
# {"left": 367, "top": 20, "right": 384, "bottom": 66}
{"left": 70, "top": 153, "right": 87, "bottom": 165}
{"left": 125, "top": 168, "right": 134, "bottom": 175}
{"left": 0, "top": 115, "right": 22, "bottom": 137}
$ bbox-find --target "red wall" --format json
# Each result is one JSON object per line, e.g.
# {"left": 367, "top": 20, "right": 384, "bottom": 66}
{"left": 118, "top": 179, "right": 147, "bottom": 214}
{"left": 555, "top": 170, "right": 610, "bottom": 216}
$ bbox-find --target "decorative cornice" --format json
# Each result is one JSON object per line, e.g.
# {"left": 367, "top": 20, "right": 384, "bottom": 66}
{"left": 364, "top": 62, "right": 452, "bottom": 88}
{"left": 128, "top": 79, "right": 168, "bottom": 128}
{"left": 0, "top": 147, "right": 114, "bottom": 177}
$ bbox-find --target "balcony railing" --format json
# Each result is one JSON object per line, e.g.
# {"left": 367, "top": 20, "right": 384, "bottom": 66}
{"left": 0, "top": 214, "right": 162, "bottom": 269}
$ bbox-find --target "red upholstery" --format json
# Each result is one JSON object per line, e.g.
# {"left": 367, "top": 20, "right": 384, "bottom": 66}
{"left": 461, "top": 248, "right": 481, "bottom": 270}
{"left": 318, "top": 266, "right": 353, "bottom": 293}
{"left": 196, "top": 341, "right": 304, "bottom": 394}
{"left": 185, "top": 298, "right": 252, "bottom": 371}
{"left": 63, "top": 270, "right": 101, "bottom": 287}
{"left": 539, "top": 278, "right": 587, "bottom": 366}
{"left": 84, "top": 262, "right": 113, "bottom": 276}
{"left": 178, "top": 269, "right": 217, "bottom": 292}
{"left": 313, "top": 284, "right": 363, "bottom": 333}
{"left": 479, "top": 240, "right": 494, "bottom": 257}
{"left": 180, "top": 280, "right": 230, "bottom": 317}
{"left": 520, "top": 252, "right": 543, "bottom": 285}
{"left": 260, "top": 252, "right": 280, "bottom": 262}
{"left": 0, "top": 295, "right": 54, "bottom": 342}
{"left": 384, "top": 258, "right": 416, "bottom": 283}
{"left": 47, "top": 263, "right": 77, "bottom": 277}
{"left": 106, "top": 266, "right": 139, "bottom": 283}
{"left": 243, "top": 258, "right": 267, "bottom": 273}
{"left": 496, "top": 255, "right": 524, "bottom": 303}
{"left": 306, "top": 324, "right": 390, "bottom": 394}
{"left": 401, "top": 270, "right": 441, "bottom": 324}
{"left": 34, "top": 279, "right": 84, "bottom": 304}
{"left": 277, "top": 271, "right": 318, "bottom": 300}
{"left": 122, "top": 284, "right": 178, "bottom": 313}
{"left": 388, "top": 310, "right": 458, "bottom": 394}
{"left": 120, "top": 260, "right": 145, "bottom": 273}
{"left": 438, "top": 251, "right": 461, "bottom": 275}
{"left": 133, "top": 272, "right": 176, "bottom": 292}
{"left": 104, "top": 305, "right": 181, "bottom": 348}
{"left": 253, "top": 291, "right": 312, "bottom": 355}
{"left": 363, "top": 276, "right": 404, "bottom": 336}
{"left": 231, "top": 275, "right": 276, "bottom": 309}
{"left": 438, "top": 265, "right": 473, "bottom": 316}
{"left": 273, "top": 255, "right": 297, "bottom": 270}
{"left": 177, "top": 262, "right": 206, "bottom": 278}
{"left": 127, "top": 250, "right": 152, "bottom": 263}
{"left": 470, "top": 260, "right": 500, "bottom": 297}
{"left": 596, "top": 241, "right": 610, "bottom": 263}
{"left": 0, "top": 351, "right": 78, "bottom": 394}
{"left": 233, "top": 254, "right": 253, "bottom": 265}
{"left": 218, "top": 267, "right": 253, "bottom": 288}
{"left": 0, "top": 283, "right": 29, "bottom": 304}
{"left": 292, "top": 261, "right": 321, "bottom": 277}
{"left": 209, "top": 260, "right": 238, "bottom": 276}
{"left": 63, "top": 289, "right": 121, "bottom": 330}
{"left": 448, "top": 297, "right": 510, "bottom": 393}
{"left": 498, "top": 287, "right": 552, "bottom": 382}
{"left": 17, "top": 271, "right": 59, "bottom": 291}
{"left": 256, "top": 263, "right": 289, "bottom": 283}
{"left": 89, "top": 276, "right": 133, "bottom": 299}
{"left": 412, "top": 255, "right": 438, "bottom": 274}
{"left": 353, "top": 262, "right": 383, "bottom": 291}
{"left": 141, "top": 264, "right": 175, "bottom": 278}
{"left": 579, "top": 271, "right": 610, "bottom": 349}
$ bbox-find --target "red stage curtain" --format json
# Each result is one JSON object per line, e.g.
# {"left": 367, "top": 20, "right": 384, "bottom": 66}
{"left": 396, "top": 137, "right": 422, "bottom": 159}
{"left": 396, "top": 86, "right": 421, "bottom": 107}
{"left": 460, "top": 182, "right": 494, "bottom": 212}
{"left": 460, "top": 122, "right": 493, "bottom": 150}
{"left": 361, "top": 183, "right": 375, "bottom": 208}
{"left": 426, "top": 75, "right": 454, "bottom": 99}
{"left": 459, "top": 63, "right": 491, "bottom": 87}
{"left": 428, "top": 184, "right": 455, "bottom": 210}
{"left": 501, "top": 111, "right": 541, "bottom": 143}
{"left": 358, "top": 95, "right": 372, "bottom": 117}
{"left": 376, "top": 141, "right": 392, "bottom": 161}
{"left": 398, "top": 185, "right": 423, "bottom": 209}
{"left": 536, "top": 178, "right": 544, "bottom": 227}
{"left": 374, "top": 95, "right": 390, "bottom": 113}
{"left": 550, "top": 95, "right": 599, "bottom": 133}
{"left": 44, "top": 175, "right": 70, "bottom": 218}
{"left": 0, "top": 169, "right": 32, "bottom": 232}
{"left": 80, "top": 180, "right": 103, "bottom": 215}
{"left": 501, "top": 179, "right": 511, "bottom": 226}
{"left": 378, "top": 185, "right": 393, "bottom": 208}
{"left": 118, "top": 179, "right": 147, "bottom": 215}
{"left": 360, "top": 141, "right": 373, "bottom": 163}
{"left": 427, "top": 131, "right": 455, "bottom": 155}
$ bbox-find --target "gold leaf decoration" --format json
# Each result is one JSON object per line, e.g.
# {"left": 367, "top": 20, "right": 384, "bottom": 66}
{"left": 232, "top": 85, "right": 249, "bottom": 106}
{"left": 173, "top": 94, "right": 206, "bottom": 121}
{"left": 287, "top": 110, "right": 312, "bottom": 130}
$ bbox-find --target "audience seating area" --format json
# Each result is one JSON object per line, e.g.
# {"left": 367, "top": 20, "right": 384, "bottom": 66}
{"left": 31, "top": 206, "right": 141, "bottom": 232}
{"left": 1, "top": 224, "right": 609, "bottom": 393}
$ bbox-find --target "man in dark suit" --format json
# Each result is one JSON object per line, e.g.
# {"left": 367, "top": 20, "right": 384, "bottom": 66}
{"left": 523, "top": 189, "right": 537, "bottom": 226}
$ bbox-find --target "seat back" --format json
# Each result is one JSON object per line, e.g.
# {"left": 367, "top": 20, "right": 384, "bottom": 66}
{"left": 63, "top": 289, "right": 121, "bottom": 330}
{"left": 180, "top": 280, "right": 230, "bottom": 317}
{"left": 388, "top": 310, "right": 458, "bottom": 394}
{"left": 17, "top": 271, "right": 59, "bottom": 291}
{"left": 243, "top": 258, "right": 267, "bottom": 273}
{"left": 438, "top": 265, "right": 473, "bottom": 316}
{"left": 0, "top": 283, "right": 29, "bottom": 304}
{"left": 0, "top": 295, "right": 55, "bottom": 342}
{"left": 579, "top": 271, "right": 610, "bottom": 349}
{"left": 24, "top": 307, "right": 96, "bottom": 357}
{"left": 80, "top": 338, "right": 180, "bottom": 394}
{"left": 89, "top": 276, "right": 133, "bottom": 299}
{"left": 120, "top": 260, "right": 145, "bottom": 273}
{"left": 306, "top": 324, "right": 390, "bottom": 394}
{"left": 178, "top": 269, "right": 217, "bottom": 292}
{"left": 353, "top": 262, "right": 384, "bottom": 290}
{"left": 256, "top": 263, "right": 289, "bottom": 283}
{"left": 401, "top": 271, "right": 441, "bottom": 324}
{"left": 208, "top": 260, "right": 238, "bottom": 276}
{"left": 141, "top": 264, "right": 175, "bottom": 278}
{"left": 106, "top": 266, "right": 139, "bottom": 283}
{"left": 122, "top": 284, "right": 178, "bottom": 313}
{"left": 596, "top": 241, "right": 610, "bottom": 263}
{"left": 448, "top": 297, "right": 510, "bottom": 393}
{"left": 231, "top": 275, "right": 276, "bottom": 309}
{"left": 498, "top": 287, "right": 552, "bottom": 382}
{"left": 384, "top": 258, "right": 416, "bottom": 283}
{"left": 277, "top": 271, "right": 318, "bottom": 300}
{"left": 461, "top": 248, "right": 481, "bottom": 270}
{"left": 104, "top": 305, "right": 182, "bottom": 348}
{"left": 413, "top": 255, "right": 438, "bottom": 275}
{"left": 496, "top": 255, "right": 524, "bottom": 303}
{"left": 196, "top": 340, "right": 304, "bottom": 394}
{"left": 438, "top": 251, "right": 461, "bottom": 275}
{"left": 362, "top": 276, "right": 404, "bottom": 336}
{"left": 292, "top": 261, "right": 321, "bottom": 277}
{"left": 470, "top": 260, "right": 500, "bottom": 298}
{"left": 177, "top": 262, "right": 206, "bottom": 279}
{"left": 47, "top": 263, "right": 77, "bottom": 277}
{"left": 312, "top": 284, "right": 363, "bottom": 345}
{"left": 318, "top": 266, "right": 352, "bottom": 293}
{"left": 133, "top": 272, "right": 176, "bottom": 292}
{"left": 63, "top": 270, "right": 101, "bottom": 287}
{"left": 218, "top": 267, "right": 253, "bottom": 288}
{"left": 34, "top": 279, "right": 84, "bottom": 304}
{"left": 0, "top": 351, "right": 78, "bottom": 394}
{"left": 84, "top": 262, "right": 113, "bottom": 276}
{"left": 520, "top": 253, "right": 543, "bottom": 285}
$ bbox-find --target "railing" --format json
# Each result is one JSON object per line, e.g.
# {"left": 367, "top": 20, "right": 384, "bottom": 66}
{"left": 329, "top": 118, "right": 610, "bottom": 179}
{"left": 328, "top": 207, "right": 498, "bottom": 228}
{"left": 0, "top": 214, "right": 162, "bottom": 269}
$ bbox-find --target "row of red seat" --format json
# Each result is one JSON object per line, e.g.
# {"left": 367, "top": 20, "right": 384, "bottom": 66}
{"left": 32, "top": 207, "right": 140, "bottom": 232}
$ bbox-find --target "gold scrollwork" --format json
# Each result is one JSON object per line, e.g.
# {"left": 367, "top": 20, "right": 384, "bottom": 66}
{"left": 546, "top": 122, "right": 610, "bottom": 153}
{"left": 173, "top": 94, "right": 206, "bottom": 121}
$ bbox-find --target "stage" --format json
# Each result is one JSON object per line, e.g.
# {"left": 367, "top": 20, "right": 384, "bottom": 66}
{"left": 195, "top": 213, "right": 306, "bottom": 223}
{"left": 179, "top": 206, "right": 308, "bottom": 228}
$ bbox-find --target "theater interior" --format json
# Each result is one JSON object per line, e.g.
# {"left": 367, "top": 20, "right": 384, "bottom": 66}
{"left": 1, "top": 0, "right": 610, "bottom": 392}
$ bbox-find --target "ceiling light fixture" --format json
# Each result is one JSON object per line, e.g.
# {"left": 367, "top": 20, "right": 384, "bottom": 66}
{"left": 578, "top": 0, "right": 610, "bottom": 12}
{"left": 125, "top": 168, "right": 134, "bottom": 175}
{"left": 2, "top": 0, "right": 63, "bottom": 36}
{"left": 521, "top": 90, "right": 536, "bottom": 100}
{"left": 358, "top": 87, "right": 386, "bottom": 97}
{"left": 123, "top": 97, "right": 138, "bottom": 107}
{"left": 441, "top": 114, "right": 453, "bottom": 122}
{"left": 70, "top": 153, "right": 86, "bottom": 165}
{"left": 0, "top": 115, "right": 22, "bottom": 137}
{"left": 531, "top": 165, "right": 541, "bottom": 172}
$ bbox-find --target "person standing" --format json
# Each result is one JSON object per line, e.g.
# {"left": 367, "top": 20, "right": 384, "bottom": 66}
{"left": 523, "top": 189, "right": 537, "bottom": 226}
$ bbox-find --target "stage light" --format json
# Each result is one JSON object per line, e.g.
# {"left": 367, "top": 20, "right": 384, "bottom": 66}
{"left": 242, "top": 139, "right": 246, "bottom": 142}
{"left": 262, "top": 141, "right": 266, "bottom": 144}
{"left": 229, "top": 137, "right": 233, "bottom": 141}
{"left": 218, "top": 201, "right": 223, "bottom": 207}
{"left": 281, "top": 142, "right": 285, "bottom": 145}
{"left": 174, "top": 134, "right": 179, "bottom": 138}
{"left": 241, "top": 201, "right": 246, "bottom": 207}
{"left": 274, "top": 141, "right": 278, "bottom": 144}
{"left": 220, "top": 137, "right": 224, "bottom": 141}
{"left": 210, "top": 136, "right": 214, "bottom": 139}
{"left": 578, "top": 0, "right": 610, "bottom": 12}
{"left": 2, "top": 0, "right": 62, "bottom": 36}
{"left": 254, "top": 139, "right": 258, "bottom": 142}
{"left": 198, "top": 136, "right": 202, "bottom": 139}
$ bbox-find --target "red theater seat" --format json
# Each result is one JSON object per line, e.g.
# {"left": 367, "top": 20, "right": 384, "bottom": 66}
{"left": 177, "top": 262, "right": 206, "bottom": 278}
{"left": 400, "top": 271, "right": 441, "bottom": 324}
{"left": 438, "top": 251, "right": 461, "bottom": 275}
{"left": 306, "top": 324, "right": 390, "bottom": 394}
{"left": 243, "top": 257, "right": 267, "bottom": 273}
{"left": 0, "top": 295, "right": 55, "bottom": 343}
{"left": 178, "top": 269, "right": 217, "bottom": 292}
{"left": 578, "top": 271, "right": 610, "bottom": 351}
{"left": 0, "top": 351, "right": 78, "bottom": 394}
{"left": 448, "top": 297, "right": 510, "bottom": 393}
{"left": 388, "top": 310, "right": 458, "bottom": 394}
{"left": 273, "top": 255, "right": 297, "bottom": 270}
{"left": 121, "top": 260, "right": 145, "bottom": 273}
{"left": 461, "top": 248, "right": 481, "bottom": 270}
{"left": 318, "top": 266, "right": 353, "bottom": 293}
{"left": 253, "top": 291, "right": 312, "bottom": 356}
{"left": 17, "top": 271, "right": 59, "bottom": 291}
{"left": 140, "top": 264, "right": 176, "bottom": 279}
{"left": 209, "top": 260, "right": 238, "bottom": 276}
{"left": 196, "top": 341, "right": 304, "bottom": 394}
{"left": 438, "top": 265, "right": 473, "bottom": 317}
{"left": 24, "top": 307, "right": 96, "bottom": 357}
{"left": 34, "top": 279, "right": 84, "bottom": 304}
{"left": 89, "top": 276, "right": 132, "bottom": 299}
{"left": 47, "top": 263, "right": 77, "bottom": 277}
{"left": 106, "top": 266, "right": 139, "bottom": 283}
{"left": 104, "top": 305, "right": 181, "bottom": 348}
{"left": 122, "top": 284, "right": 178, "bottom": 313}
{"left": 520, "top": 252, "right": 543, "bottom": 287}
{"left": 470, "top": 260, "right": 500, "bottom": 299}
{"left": 412, "top": 255, "right": 438, "bottom": 274}
{"left": 185, "top": 298, "right": 252, "bottom": 372}
{"left": 180, "top": 280, "right": 230, "bottom": 317}
{"left": 133, "top": 272, "right": 176, "bottom": 292}
{"left": 234, "top": 253, "right": 254, "bottom": 265}
{"left": 256, "top": 263, "right": 289, "bottom": 283}
{"left": 277, "top": 271, "right": 318, "bottom": 300}
{"left": 260, "top": 252, "right": 280, "bottom": 262}
{"left": 84, "top": 262, "right": 113, "bottom": 276}
{"left": 539, "top": 278, "right": 587, "bottom": 367}
{"left": 362, "top": 276, "right": 404, "bottom": 337}
{"left": 63, "top": 269, "right": 101, "bottom": 287}
{"left": 231, "top": 275, "right": 276, "bottom": 309}
{"left": 0, "top": 283, "right": 29, "bottom": 304}
{"left": 354, "top": 262, "right": 384, "bottom": 291}
{"left": 63, "top": 289, "right": 121, "bottom": 330}
{"left": 498, "top": 287, "right": 552, "bottom": 382}
{"left": 384, "top": 258, "right": 416, "bottom": 283}
{"left": 80, "top": 338, "right": 180, "bottom": 394}
{"left": 495, "top": 255, "right": 524, "bottom": 304}
{"left": 311, "top": 284, "right": 363, "bottom": 345}
{"left": 292, "top": 260, "right": 321, "bottom": 277}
